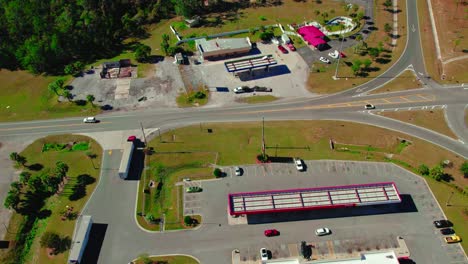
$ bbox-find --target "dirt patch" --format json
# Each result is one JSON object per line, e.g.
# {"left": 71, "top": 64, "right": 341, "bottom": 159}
{"left": 378, "top": 109, "right": 458, "bottom": 139}
{"left": 370, "top": 70, "right": 423, "bottom": 94}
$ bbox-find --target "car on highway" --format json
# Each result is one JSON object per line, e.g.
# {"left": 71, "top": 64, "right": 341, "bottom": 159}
{"left": 319, "top": 57, "right": 330, "bottom": 64}
{"left": 440, "top": 228, "right": 455, "bottom": 235}
{"left": 364, "top": 104, "right": 375, "bottom": 109}
{"left": 294, "top": 157, "right": 304, "bottom": 171}
{"left": 186, "top": 186, "right": 202, "bottom": 193}
{"left": 328, "top": 50, "right": 339, "bottom": 59}
{"left": 235, "top": 166, "right": 242, "bottom": 176}
{"left": 286, "top": 43, "right": 296, "bottom": 51}
{"left": 264, "top": 229, "right": 279, "bottom": 237}
{"left": 434, "top": 219, "right": 453, "bottom": 228}
{"left": 260, "top": 248, "right": 268, "bottom": 260}
{"left": 278, "top": 45, "right": 288, "bottom": 54}
{"left": 233, "top": 86, "right": 253, "bottom": 94}
{"left": 83, "top": 116, "right": 98, "bottom": 123}
{"left": 315, "top": 227, "right": 331, "bottom": 236}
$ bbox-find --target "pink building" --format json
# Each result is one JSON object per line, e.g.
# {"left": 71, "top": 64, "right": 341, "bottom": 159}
{"left": 298, "top": 26, "right": 328, "bottom": 50}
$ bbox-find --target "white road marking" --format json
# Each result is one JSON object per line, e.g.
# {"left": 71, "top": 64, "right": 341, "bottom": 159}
{"left": 355, "top": 87, "right": 367, "bottom": 93}
{"left": 442, "top": 105, "right": 447, "bottom": 109}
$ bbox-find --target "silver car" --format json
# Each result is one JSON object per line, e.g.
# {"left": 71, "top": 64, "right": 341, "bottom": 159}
{"left": 315, "top": 227, "right": 331, "bottom": 236}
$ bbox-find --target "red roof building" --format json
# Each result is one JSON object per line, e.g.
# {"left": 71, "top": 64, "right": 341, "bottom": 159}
{"left": 298, "top": 26, "right": 327, "bottom": 49}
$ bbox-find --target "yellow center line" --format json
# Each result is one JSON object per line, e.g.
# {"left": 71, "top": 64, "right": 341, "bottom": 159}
{"left": 399, "top": 96, "right": 412, "bottom": 102}
{"left": 0, "top": 122, "right": 111, "bottom": 132}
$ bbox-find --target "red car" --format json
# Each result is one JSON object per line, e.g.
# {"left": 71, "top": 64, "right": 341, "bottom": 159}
{"left": 286, "top": 43, "right": 296, "bottom": 51}
{"left": 127, "top": 135, "right": 137, "bottom": 142}
{"left": 277, "top": 45, "right": 288, "bottom": 54}
{"left": 264, "top": 229, "right": 279, "bottom": 237}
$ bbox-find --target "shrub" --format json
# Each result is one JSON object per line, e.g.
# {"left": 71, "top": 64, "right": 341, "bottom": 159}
{"left": 418, "top": 164, "right": 430, "bottom": 176}
{"left": 259, "top": 31, "right": 274, "bottom": 42}
{"left": 40, "top": 231, "right": 61, "bottom": 250}
{"left": 135, "top": 44, "right": 151, "bottom": 62}
{"left": 460, "top": 161, "right": 468, "bottom": 178}
{"left": 213, "top": 168, "right": 222, "bottom": 178}
{"left": 72, "top": 142, "right": 89, "bottom": 151}
{"left": 259, "top": 15, "right": 267, "bottom": 21}
{"left": 193, "top": 91, "right": 206, "bottom": 99}
{"left": 257, "top": 154, "right": 269, "bottom": 162}
{"left": 184, "top": 215, "right": 193, "bottom": 226}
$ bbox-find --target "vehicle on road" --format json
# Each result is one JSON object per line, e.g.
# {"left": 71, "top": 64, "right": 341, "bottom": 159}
{"left": 264, "top": 229, "right": 279, "bottom": 237}
{"left": 434, "top": 220, "right": 453, "bottom": 228}
{"left": 83, "top": 117, "right": 98, "bottom": 123}
{"left": 278, "top": 45, "right": 288, "bottom": 54}
{"left": 252, "top": 86, "right": 272, "bottom": 92}
{"left": 294, "top": 157, "right": 304, "bottom": 171}
{"left": 444, "top": 235, "right": 461, "bottom": 243}
{"left": 118, "top": 136, "right": 136, "bottom": 179}
{"left": 319, "top": 57, "right": 330, "bottom": 64}
{"left": 235, "top": 166, "right": 242, "bottom": 176}
{"left": 440, "top": 228, "right": 455, "bottom": 235}
{"left": 186, "top": 186, "right": 203, "bottom": 193}
{"left": 315, "top": 227, "right": 331, "bottom": 236}
{"left": 328, "top": 50, "right": 339, "bottom": 59}
{"left": 286, "top": 43, "right": 296, "bottom": 51}
{"left": 364, "top": 104, "right": 375, "bottom": 109}
{"left": 233, "top": 86, "right": 253, "bottom": 94}
{"left": 260, "top": 248, "right": 268, "bottom": 260}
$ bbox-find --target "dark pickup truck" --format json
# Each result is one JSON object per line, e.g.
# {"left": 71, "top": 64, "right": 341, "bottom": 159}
{"left": 252, "top": 86, "right": 272, "bottom": 92}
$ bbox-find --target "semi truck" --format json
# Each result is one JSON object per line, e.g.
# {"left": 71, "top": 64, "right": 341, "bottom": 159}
{"left": 118, "top": 136, "right": 136, "bottom": 179}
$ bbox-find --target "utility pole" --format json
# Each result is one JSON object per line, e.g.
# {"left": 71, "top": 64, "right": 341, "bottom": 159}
{"left": 446, "top": 191, "right": 455, "bottom": 206}
{"left": 262, "top": 117, "right": 266, "bottom": 158}
{"left": 333, "top": 32, "right": 346, "bottom": 80}
{"left": 140, "top": 122, "right": 147, "bottom": 146}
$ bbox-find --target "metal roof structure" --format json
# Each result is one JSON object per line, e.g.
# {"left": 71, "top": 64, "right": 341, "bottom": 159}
{"left": 224, "top": 54, "right": 277, "bottom": 73}
{"left": 195, "top": 37, "right": 251, "bottom": 53}
{"left": 228, "top": 182, "right": 401, "bottom": 216}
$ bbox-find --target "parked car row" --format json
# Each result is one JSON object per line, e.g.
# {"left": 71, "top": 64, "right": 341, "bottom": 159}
{"left": 433, "top": 219, "right": 461, "bottom": 244}
{"left": 233, "top": 86, "right": 273, "bottom": 94}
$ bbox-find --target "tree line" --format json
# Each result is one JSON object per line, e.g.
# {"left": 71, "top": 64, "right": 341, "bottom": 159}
{"left": 0, "top": 0, "right": 215, "bottom": 74}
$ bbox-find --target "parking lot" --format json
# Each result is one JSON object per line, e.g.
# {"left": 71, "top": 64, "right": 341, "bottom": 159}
{"left": 192, "top": 160, "right": 467, "bottom": 264}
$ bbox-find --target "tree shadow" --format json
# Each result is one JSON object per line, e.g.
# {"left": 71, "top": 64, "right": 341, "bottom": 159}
{"left": 69, "top": 174, "right": 96, "bottom": 201}
{"left": 28, "top": 163, "right": 44, "bottom": 171}
{"left": 376, "top": 57, "right": 391, "bottom": 64}
{"left": 74, "top": 100, "right": 87, "bottom": 106}
{"left": 441, "top": 173, "right": 454, "bottom": 182}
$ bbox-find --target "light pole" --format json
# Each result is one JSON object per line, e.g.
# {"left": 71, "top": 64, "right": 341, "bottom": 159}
{"left": 446, "top": 191, "right": 455, "bottom": 206}
{"left": 333, "top": 32, "right": 346, "bottom": 80}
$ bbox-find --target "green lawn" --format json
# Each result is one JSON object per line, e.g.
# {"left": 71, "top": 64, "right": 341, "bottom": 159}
{"left": 134, "top": 255, "right": 199, "bottom": 264}
{"left": 0, "top": 70, "right": 100, "bottom": 122}
{"left": 238, "top": 95, "right": 279, "bottom": 104}
{"left": 1, "top": 135, "right": 102, "bottom": 264}
{"left": 137, "top": 121, "right": 467, "bottom": 243}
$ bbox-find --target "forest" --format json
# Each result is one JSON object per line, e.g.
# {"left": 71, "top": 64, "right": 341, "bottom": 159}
{"left": 0, "top": 0, "right": 217, "bottom": 74}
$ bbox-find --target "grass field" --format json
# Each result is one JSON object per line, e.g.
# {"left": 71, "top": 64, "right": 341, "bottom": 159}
{"left": 237, "top": 95, "right": 279, "bottom": 104}
{"left": 137, "top": 121, "right": 467, "bottom": 248}
{"left": 308, "top": 0, "right": 408, "bottom": 94}
{"left": 378, "top": 110, "right": 458, "bottom": 139}
{"left": 134, "top": 255, "right": 199, "bottom": 264}
{"left": 416, "top": 0, "right": 468, "bottom": 84}
{"left": 1, "top": 135, "right": 102, "bottom": 264}
{"left": 369, "top": 70, "right": 423, "bottom": 94}
{"left": 0, "top": 70, "right": 100, "bottom": 122}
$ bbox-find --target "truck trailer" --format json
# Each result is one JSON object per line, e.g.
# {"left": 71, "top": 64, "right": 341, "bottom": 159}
{"left": 118, "top": 137, "right": 136, "bottom": 179}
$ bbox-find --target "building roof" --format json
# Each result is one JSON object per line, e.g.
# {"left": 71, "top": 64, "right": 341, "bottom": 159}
{"left": 309, "top": 251, "right": 400, "bottom": 264}
{"left": 68, "top": 215, "right": 92, "bottom": 262}
{"left": 224, "top": 54, "right": 277, "bottom": 72}
{"left": 195, "top": 37, "right": 251, "bottom": 53}
{"left": 298, "top": 26, "right": 327, "bottom": 47}
{"left": 228, "top": 182, "right": 401, "bottom": 215}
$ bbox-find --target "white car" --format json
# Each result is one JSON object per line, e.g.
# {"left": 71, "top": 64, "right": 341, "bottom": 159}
{"left": 294, "top": 158, "right": 304, "bottom": 171}
{"left": 319, "top": 57, "right": 330, "bottom": 64}
{"left": 235, "top": 167, "right": 242, "bottom": 176}
{"left": 364, "top": 104, "right": 375, "bottom": 109}
{"left": 315, "top": 227, "right": 331, "bottom": 236}
{"left": 83, "top": 117, "right": 97, "bottom": 123}
{"left": 260, "top": 248, "right": 268, "bottom": 260}
{"left": 233, "top": 87, "right": 245, "bottom": 94}
{"left": 328, "top": 50, "right": 339, "bottom": 59}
